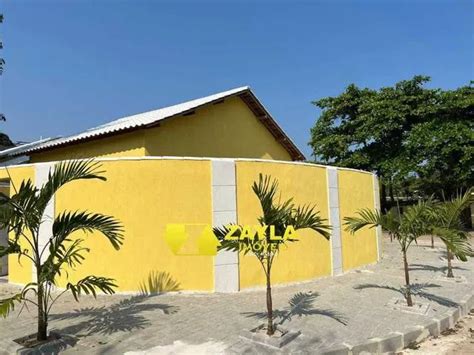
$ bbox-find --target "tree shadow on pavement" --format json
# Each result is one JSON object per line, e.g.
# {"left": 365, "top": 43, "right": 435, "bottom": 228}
{"left": 354, "top": 283, "right": 459, "bottom": 307}
{"left": 242, "top": 291, "right": 347, "bottom": 326}
{"left": 50, "top": 295, "right": 178, "bottom": 337}
{"left": 409, "top": 263, "right": 467, "bottom": 273}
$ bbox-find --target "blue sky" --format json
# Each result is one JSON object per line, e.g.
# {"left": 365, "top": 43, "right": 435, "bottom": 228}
{"left": 0, "top": 0, "right": 472, "bottom": 158}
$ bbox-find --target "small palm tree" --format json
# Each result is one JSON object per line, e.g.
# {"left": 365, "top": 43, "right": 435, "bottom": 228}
{"left": 215, "top": 174, "right": 331, "bottom": 336}
{"left": 0, "top": 160, "right": 123, "bottom": 341}
{"left": 429, "top": 188, "right": 473, "bottom": 278}
{"left": 344, "top": 202, "right": 433, "bottom": 306}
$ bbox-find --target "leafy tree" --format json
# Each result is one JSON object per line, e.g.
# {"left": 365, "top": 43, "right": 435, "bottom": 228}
{"left": 215, "top": 174, "right": 331, "bottom": 335}
{"left": 0, "top": 133, "right": 13, "bottom": 149}
{"left": 310, "top": 76, "right": 474, "bottom": 207}
{"left": 0, "top": 160, "right": 124, "bottom": 341}
{"left": 344, "top": 201, "right": 470, "bottom": 306}
{"left": 429, "top": 188, "right": 473, "bottom": 278}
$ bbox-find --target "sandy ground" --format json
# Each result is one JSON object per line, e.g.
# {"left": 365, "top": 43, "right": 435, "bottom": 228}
{"left": 403, "top": 310, "right": 474, "bottom": 355}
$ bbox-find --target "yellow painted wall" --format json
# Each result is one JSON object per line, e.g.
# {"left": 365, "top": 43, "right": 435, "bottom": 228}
{"left": 31, "top": 130, "right": 146, "bottom": 163}
{"left": 235, "top": 161, "right": 331, "bottom": 288}
{"left": 145, "top": 97, "right": 292, "bottom": 160}
{"left": 338, "top": 170, "right": 377, "bottom": 270}
{"left": 3, "top": 159, "right": 378, "bottom": 292}
{"left": 0, "top": 166, "right": 35, "bottom": 284}
{"left": 54, "top": 159, "right": 214, "bottom": 292}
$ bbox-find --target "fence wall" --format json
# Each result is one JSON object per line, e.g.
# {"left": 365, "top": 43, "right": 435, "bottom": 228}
{"left": 0, "top": 157, "right": 380, "bottom": 293}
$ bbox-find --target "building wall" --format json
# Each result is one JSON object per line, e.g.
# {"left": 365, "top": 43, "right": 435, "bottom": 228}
{"left": 235, "top": 161, "right": 331, "bottom": 288}
{"left": 145, "top": 97, "right": 292, "bottom": 161}
{"left": 2, "top": 158, "right": 379, "bottom": 293}
{"left": 338, "top": 170, "right": 378, "bottom": 271}
{"left": 54, "top": 159, "right": 214, "bottom": 292}
{"left": 30, "top": 97, "right": 292, "bottom": 163}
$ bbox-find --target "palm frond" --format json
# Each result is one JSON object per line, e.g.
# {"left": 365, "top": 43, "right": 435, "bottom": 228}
{"left": 252, "top": 174, "right": 295, "bottom": 228}
{"left": 66, "top": 276, "right": 117, "bottom": 302}
{"left": 52, "top": 210, "right": 124, "bottom": 252}
{"left": 0, "top": 293, "right": 23, "bottom": 318}
{"left": 214, "top": 225, "right": 242, "bottom": 253}
{"left": 37, "top": 160, "right": 106, "bottom": 214}
{"left": 344, "top": 208, "right": 384, "bottom": 234}
{"left": 431, "top": 226, "right": 472, "bottom": 261}
{"left": 290, "top": 205, "right": 331, "bottom": 240}
{"left": 400, "top": 200, "right": 433, "bottom": 237}
{"left": 41, "top": 239, "right": 89, "bottom": 283}
{"left": 5, "top": 179, "right": 42, "bottom": 234}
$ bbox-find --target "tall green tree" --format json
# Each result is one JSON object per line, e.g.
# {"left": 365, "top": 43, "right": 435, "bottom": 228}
{"left": 309, "top": 76, "right": 474, "bottom": 207}
{"left": 215, "top": 174, "right": 331, "bottom": 336}
{"left": 0, "top": 160, "right": 124, "bottom": 341}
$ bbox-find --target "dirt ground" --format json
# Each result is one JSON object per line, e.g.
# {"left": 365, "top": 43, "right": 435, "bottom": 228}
{"left": 403, "top": 310, "right": 474, "bottom": 355}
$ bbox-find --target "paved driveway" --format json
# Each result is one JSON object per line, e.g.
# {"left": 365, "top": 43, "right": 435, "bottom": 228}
{"left": 0, "top": 235, "right": 472, "bottom": 354}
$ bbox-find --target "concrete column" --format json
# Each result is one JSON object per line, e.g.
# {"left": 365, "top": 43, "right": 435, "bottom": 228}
{"left": 33, "top": 163, "right": 55, "bottom": 281}
{"left": 211, "top": 159, "right": 239, "bottom": 292}
{"left": 373, "top": 175, "right": 383, "bottom": 261}
{"left": 327, "top": 167, "right": 343, "bottom": 276}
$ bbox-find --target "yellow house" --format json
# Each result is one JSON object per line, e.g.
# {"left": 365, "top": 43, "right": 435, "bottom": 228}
{"left": 0, "top": 87, "right": 381, "bottom": 293}
{"left": 6, "top": 87, "right": 304, "bottom": 163}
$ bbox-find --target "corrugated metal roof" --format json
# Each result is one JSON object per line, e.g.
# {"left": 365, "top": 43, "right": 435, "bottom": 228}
{"left": 11, "top": 86, "right": 305, "bottom": 160}
{"left": 0, "top": 137, "right": 57, "bottom": 158}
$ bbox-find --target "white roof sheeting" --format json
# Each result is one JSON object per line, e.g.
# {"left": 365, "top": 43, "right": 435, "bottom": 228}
{"left": 0, "top": 137, "right": 57, "bottom": 158}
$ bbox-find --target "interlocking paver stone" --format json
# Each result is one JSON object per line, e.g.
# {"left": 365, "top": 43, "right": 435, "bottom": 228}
{"left": 0, "top": 235, "right": 472, "bottom": 354}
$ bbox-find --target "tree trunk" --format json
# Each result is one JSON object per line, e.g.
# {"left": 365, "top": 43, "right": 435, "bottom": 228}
{"left": 381, "top": 182, "right": 388, "bottom": 213}
{"left": 389, "top": 183, "right": 395, "bottom": 203}
{"left": 431, "top": 235, "right": 434, "bottom": 248}
{"left": 403, "top": 250, "right": 413, "bottom": 307}
{"left": 446, "top": 248, "right": 454, "bottom": 278}
{"left": 265, "top": 261, "right": 274, "bottom": 336}
{"left": 37, "top": 283, "right": 48, "bottom": 341}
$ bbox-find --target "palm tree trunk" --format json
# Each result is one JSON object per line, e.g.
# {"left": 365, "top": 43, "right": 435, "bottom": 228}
{"left": 37, "top": 283, "right": 48, "bottom": 341}
{"left": 265, "top": 259, "right": 274, "bottom": 336}
{"left": 446, "top": 248, "right": 454, "bottom": 278}
{"left": 403, "top": 250, "right": 413, "bottom": 307}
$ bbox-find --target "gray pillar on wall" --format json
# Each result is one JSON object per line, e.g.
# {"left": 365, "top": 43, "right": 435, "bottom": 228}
{"left": 211, "top": 159, "right": 239, "bottom": 293}
{"left": 373, "top": 174, "right": 383, "bottom": 261}
{"left": 327, "top": 167, "right": 343, "bottom": 276}
{"left": 33, "top": 163, "right": 55, "bottom": 281}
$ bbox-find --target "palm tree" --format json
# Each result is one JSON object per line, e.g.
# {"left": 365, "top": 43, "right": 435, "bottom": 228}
{"left": 429, "top": 188, "right": 473, "bottom": 278}
{"left": 0, "top": 160, "right": 123, "bottom": 341}
{"left": 344, "top": 202, "right": 434, "bottom": 306}
{"left": 215, "top": 174, "right": 331, "bottom": 336}
{"left": 344, "top": 201, "right": 470, "bottom": 307}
